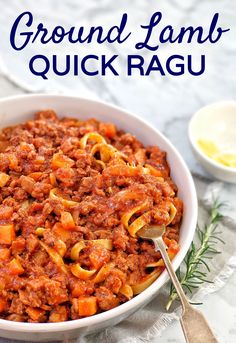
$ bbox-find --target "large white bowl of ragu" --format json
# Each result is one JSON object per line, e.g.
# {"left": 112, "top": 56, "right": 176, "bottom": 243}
{"left": 0, "top": 94, "right": 198, "bottom": 341}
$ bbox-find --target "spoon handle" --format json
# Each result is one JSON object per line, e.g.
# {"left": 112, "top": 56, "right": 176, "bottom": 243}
{"left": 153, "top": 237, "right": 189, "bottom": 309}
{"left": 154, "top": 237, "right": 218, "bottom": 343}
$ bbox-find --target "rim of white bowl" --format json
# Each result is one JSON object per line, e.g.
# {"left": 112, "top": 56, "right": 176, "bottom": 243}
{"left": 188, "top": 101, "right": 236, "bottom": 175}
{"left": 0, "top": 94, "right": 198, "bottom": 333}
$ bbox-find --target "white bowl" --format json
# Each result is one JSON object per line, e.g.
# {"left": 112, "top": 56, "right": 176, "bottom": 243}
{"left": 189, "top": 101, "right": 236, "bottom": 183}
{"left": 0, "top": 94, "right": 198, "bottom": 341}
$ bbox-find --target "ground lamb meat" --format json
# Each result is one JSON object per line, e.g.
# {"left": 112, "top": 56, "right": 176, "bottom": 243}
{"left": 0, "top": 111, "right": 182, "bottom": 322}
{"left": 95, "top": 287, "right": 120, "bottom": 311}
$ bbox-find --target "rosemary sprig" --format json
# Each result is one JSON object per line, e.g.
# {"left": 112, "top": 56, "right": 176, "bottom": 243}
{"left": 166, "top": 199, "right": 224, "bottom": 311}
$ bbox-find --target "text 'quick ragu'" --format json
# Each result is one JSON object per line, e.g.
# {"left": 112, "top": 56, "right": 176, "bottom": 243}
{"left": 10, "top": 11, "right": 230, "bottom": 79}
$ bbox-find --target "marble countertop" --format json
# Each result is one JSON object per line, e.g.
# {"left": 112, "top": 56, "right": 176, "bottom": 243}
{"left": 0, "top": 70, "right": 236, "bottom": 343}
{"left": 0, "top": 0, "right": 235, "bottom": 342}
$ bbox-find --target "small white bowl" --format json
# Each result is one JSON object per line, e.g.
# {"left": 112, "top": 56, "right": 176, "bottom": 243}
{"left": 189, "top": 101, "right": 236, "bottom": 183}
{"left": 0, "top": 94, "right": 198, "bottom": 341}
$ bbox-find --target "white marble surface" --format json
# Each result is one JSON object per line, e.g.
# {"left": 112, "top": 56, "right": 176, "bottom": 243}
{"left": 0, "top": 71, "right": 236, "bottom": 343}
{"left": 0, "top": 0, "right": 236, "bottom": 342}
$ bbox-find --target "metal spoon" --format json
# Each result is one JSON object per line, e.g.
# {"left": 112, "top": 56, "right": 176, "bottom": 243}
{"left": 138, "top": 225, "right": 218, "bottom": 343}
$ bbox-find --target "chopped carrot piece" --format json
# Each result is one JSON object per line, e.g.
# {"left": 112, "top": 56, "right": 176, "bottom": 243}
{"left": 99, "top": 123, "right": 116, "bottom": 138}
{"left": 89, "top": 245, "right": 110, "bottom": 270}
{"left": 53, "top": 223, "right": 71, "bottom": 241}
{"left": 0, "top": 224, "right": 15, "bottom": 245}
{"left": 163, "top": 237, "right": 171, "bottom": 246}
{"left": 8, "top": 258, "right": 24, "bottom": 275}
{"left": 76, "top": 296, "right": 97, "bottom": 316}
{"left": 61, "top": 211, "right": 75, "bottom": 230}
{"left": 0, "top": 248, "right": 10, "bottom": 260}
{"left": 8, "top": 154, "right": 18, "bottom": 170}
{"left": 26, "top": 307, "right": 45, "bottom": 321}
{"left": 52, "top": 153, "right": 74, "bottom": 169}
{"left": 0, "top": 297, "right": 7, "bottom": 312}
{"left": 28, "top": 172, "right": 43, "bottom": 181}
{"left": 168, "top": 239, "right": 180, "bottom": 255}
{"left": 78, "top": 296, "right": 97, "bottom": 316}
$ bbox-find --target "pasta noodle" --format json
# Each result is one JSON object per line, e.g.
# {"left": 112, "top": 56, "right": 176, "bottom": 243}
{"left": 70, "top": 241, "right": 87, "bottom": 261}
{"left": 131, "top": 269, "right": 162, "bottom": 295}
{"left": 80, "top": 132, "right": 106, "bottom": 149}
{"left": 119, "top": 284, "right": 133, "bottom": 299}
{"left": 0, "top": 110, "right": 183, "bottom": 323}
{"left": 56, "top": 239, "right": 67, "bottom": 257}
{"left": 92, "top": 239, "right": 113, "bottom": 250}
{"left": 70, "top": 239, "right": 113, "bottom": 281}
{"left": 35, "top": 227, "right": 45, "bottom": 236}
{"left": 146, "top": 252, "right": 175, "bottom": 268}
{"left": 91, "top": 143, "right": 116, "bottom": 162}
{"left": 121, "top": 200, "right": 150, "bottom": 237}
{"left": 91, "top": 143, "right": 128, "bottom": 163}
{"left": 0, "top": 172, "right": 10, "bottom": 187}
{"left": 166, "top": 203, "right": 177, "bottom": 226}
{"left": 52, "top": 153, "right": 74, "bottom": 169}
{"left": 93, "top": 263, "right": 115, "bottom": 283}
{"left": 71, "top": 264, "right": 97, "bottom": 280}
{"left": 146, "top": 237, "right": 180, "bottom": 268}
{"left": 49, "top": 188, "right": 78, "bottom": 208}
{"left": 71, "top": 240, "right": 112, "bottom": 261}
{"left": 144, "top": 164, "right": 164, "bottom": 178}
{"left": 49, "top": 172, "right": 58, "bottom": 186}
{"left": 40, "top": 241, "right": 68, "bottom": 274}
{"left": 95, "top": 160, "right": 106, "bottom": 170}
